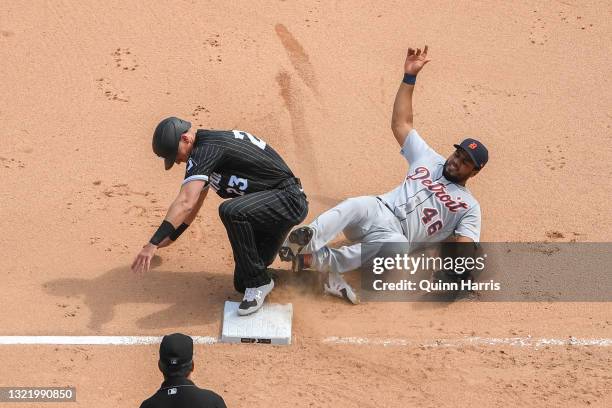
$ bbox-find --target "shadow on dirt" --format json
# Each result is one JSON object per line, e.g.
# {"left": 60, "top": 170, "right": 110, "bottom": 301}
{"left": 43, "top": 256, "right": 238, "bottom": 330}
{"left": 42, "top": 257, "right": 331, "bottom": 331}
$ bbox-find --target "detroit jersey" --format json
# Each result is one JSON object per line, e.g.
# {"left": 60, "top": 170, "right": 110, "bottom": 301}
{"left": 183, "top": 129, "right": 295, "bottom": 198}
{"left": 377, "top": 129, "right": 481, "bottom": 243}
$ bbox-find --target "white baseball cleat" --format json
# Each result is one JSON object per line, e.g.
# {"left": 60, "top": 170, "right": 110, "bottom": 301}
{"left": 324, "top": 272, "right": 359, "bottom": 305}
{"left": 238, "top": 279, "right": 275, "bottom": 316}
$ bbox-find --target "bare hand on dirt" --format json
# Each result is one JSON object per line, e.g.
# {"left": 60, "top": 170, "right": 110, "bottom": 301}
{"left": 131, "top": 243, "right": 157, "bottom": 274}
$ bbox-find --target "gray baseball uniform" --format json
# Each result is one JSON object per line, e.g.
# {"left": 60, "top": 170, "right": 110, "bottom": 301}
{"left": 302, "top": 129, "right": 481, "bottom": 274}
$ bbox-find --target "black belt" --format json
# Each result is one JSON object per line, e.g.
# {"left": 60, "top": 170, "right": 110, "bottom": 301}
{"left": 275, "top": 177, "right": 302, "bottom": 190}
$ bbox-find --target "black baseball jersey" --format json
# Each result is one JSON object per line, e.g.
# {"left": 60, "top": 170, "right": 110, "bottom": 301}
{"left": 183, "top": 129, "right": 295, "bottom": 198}
{"left": 140, "top": 377, "right": 226, "bottom": 408}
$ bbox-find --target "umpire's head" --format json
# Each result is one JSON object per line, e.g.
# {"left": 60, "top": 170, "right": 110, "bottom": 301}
{"left": 158, "top": 333, "right": 195, "bottom": 378}
{"left": 152, "top": 117, "right": 195, "bottom": 170}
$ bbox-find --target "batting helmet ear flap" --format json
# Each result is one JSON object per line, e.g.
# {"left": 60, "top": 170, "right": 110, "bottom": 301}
{"left": 153, "top": 117, "right": 192, "bottom": 170}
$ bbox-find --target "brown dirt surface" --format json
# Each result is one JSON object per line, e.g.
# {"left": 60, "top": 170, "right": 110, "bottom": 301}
{"left": 1, "top": 1, "right": 611, "bottom": 407}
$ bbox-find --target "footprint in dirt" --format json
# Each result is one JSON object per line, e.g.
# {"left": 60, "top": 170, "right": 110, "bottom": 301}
{"left": 303, "top": 7, "right": 320, "bottom": 28}
{"left": 56, "top": 303, "right": 80, "bottom": 318}
{"left": 0, "top": 156, "right": 25, "bottom": 169}
{"left": 111, "top": 47, "right": 139, "bottom": 71}
{"left": 528, "top": 14, "right": 549, "bottom": 46}
{"left": 544, "top": 144, "right": 566, "bottom": 171}
{"left": 124, "top": 205, "right": 147, "bottom": 217}
{"left": 100, "top": 183, "right": 144, "bottom": 198}
{"left": 95, "top": 78, "right": 129, "bottom": 102}
{"left": 93, "top": 182, "right": 164, "bottom": 222}
{"left": 204, "top": 34, "right": 223, "bottom": 63}
{"left": 191, "top": 105, "right": 211, "bottom": 127}
{"left": 557, "top": 10, "right": 594, "bottom": 32}
{"left": 530, "top": 10, "right": 594, "bottom": 46}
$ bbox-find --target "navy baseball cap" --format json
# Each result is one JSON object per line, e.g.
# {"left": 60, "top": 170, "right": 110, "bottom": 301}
{"left": 152, "top": 117, "right": 192, "bottom": 170}
{"left": 158, "top": 333, "right": 193, "bottom": 375}
{"left": 454, "top": 138, "right": 489, "bottom": 169}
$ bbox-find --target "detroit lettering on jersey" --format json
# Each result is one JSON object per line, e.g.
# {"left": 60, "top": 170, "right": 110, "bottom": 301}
{"left": 406, "top": 166, "right": 469, "bottom": 212}
{"left": 378, "top": 129, "right": 481, "bottom": 243}
{"left": 183, "top": 129, "right": 295, "bottom": 199}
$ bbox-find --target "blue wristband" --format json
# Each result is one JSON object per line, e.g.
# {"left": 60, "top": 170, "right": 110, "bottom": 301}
{"left": 403, "top": 73, "right": 417, "bottom": 85}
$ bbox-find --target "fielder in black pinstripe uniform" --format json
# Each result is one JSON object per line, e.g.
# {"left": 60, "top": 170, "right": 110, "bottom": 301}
{"left": 131, "top": 117, "right": 308, "bottom": 315}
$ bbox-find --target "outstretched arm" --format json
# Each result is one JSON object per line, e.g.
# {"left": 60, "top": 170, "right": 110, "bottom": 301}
{"left": 131, "top": 180, "right": 207, "bottom": 273}
{"left": 391, "top": 45, "right": 431, "bottom": 146}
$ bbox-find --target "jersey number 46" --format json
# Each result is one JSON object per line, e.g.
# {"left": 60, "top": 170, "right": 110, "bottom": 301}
{"left": 421, "top": 208, "right": 443, "bottom": 236}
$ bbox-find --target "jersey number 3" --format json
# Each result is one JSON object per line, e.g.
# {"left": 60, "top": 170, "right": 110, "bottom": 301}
{"left": 421, "top": 207, "right": 443, "bottom": 236}
{"left": 233, "top": 130, "right": 267, "bottom": 150}
{"left": 226, "top": 175, "right": 249, "bottom": 196}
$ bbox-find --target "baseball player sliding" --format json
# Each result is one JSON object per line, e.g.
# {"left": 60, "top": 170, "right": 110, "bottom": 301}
{"left": 280, "top": 45, "right": 489, "bottom": 303}
{"left": 131, "top": 121, "right": 308, "bottom": 316}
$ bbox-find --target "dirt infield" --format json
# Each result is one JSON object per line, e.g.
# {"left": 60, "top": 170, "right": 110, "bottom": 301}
{"left": 1, "top": 1, "right": 611, "bottom": 407}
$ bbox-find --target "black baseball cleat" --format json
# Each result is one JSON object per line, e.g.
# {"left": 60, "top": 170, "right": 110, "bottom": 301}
{"left": 238, "top": 280, "right": 275, "bottom": 316}
{"left": 278, "top": 246, "right": 293, "bottom": 262}
{"left": 279, "top": 226, "right": 314, "bottom": 262}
